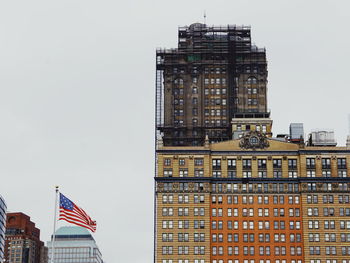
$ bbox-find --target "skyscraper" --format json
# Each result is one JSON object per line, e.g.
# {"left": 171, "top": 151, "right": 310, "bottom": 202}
{"left": 47, "top": 226, "right": 103, "bottom": 263}
{"left": 0, "top": 195, "right": 6, "bottom": 263}
{"left": 4, "top": 212, "right": 47, "bottom": 263}
{"left": 154, "top": 23, "right": 350, "bottom": 263}
{"left": 156, "top": 23, "right": 269, "bottom": 146}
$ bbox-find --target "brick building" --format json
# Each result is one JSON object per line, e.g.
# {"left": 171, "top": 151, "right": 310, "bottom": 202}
{"left": 4, "top": 212, "right": 47, "bottom": 263}
{"left": 154, "top": 23, "right": 350, "bottom": 263}
{"left": 156, "top": 23, "right": 269, "bottom": 146}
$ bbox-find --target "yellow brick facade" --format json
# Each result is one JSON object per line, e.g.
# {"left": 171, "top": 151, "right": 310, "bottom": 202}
{"left": 155, "top": 137, "right": 350, "bottom": 263}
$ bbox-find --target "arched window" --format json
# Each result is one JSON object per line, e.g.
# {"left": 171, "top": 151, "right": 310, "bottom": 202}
{"left": 247, "top": 77, "right": 257, "bottom": 84}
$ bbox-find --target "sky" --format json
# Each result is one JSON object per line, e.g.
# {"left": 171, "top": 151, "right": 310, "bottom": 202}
{"left": 0, "top": 0, "right": 350, "bottom": 262}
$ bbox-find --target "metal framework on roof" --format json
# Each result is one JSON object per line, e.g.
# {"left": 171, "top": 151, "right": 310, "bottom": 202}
{"left": 156, "top": 23, "right": 269, "bottom": 146}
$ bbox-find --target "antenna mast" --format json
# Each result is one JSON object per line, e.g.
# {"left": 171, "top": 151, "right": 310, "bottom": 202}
{"left": 204, "top": 10, "right": 207, "bottom": 25}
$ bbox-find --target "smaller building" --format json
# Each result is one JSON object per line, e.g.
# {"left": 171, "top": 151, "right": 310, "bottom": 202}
{"left": 4, "top": 212, "right": 47, "bottom": 263}
{"left": 47, "top": 226, "right": 103, "bottom": 263}
{"left": 0, "top": 196, "right": 7, "bottom": 263}
{"left": 308, "top": 130, "right": 337, "bottom": 146}
{"left": 289, "top": 123, "right": 304, "bottom": 143}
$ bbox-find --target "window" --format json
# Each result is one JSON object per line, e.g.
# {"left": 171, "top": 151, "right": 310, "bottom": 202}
{"left": 228, "top": 159, "right": 236, "bottom": 169}
{"left": 194, "top": 158, "right": 203, "bottom": 166}
{"left": 258, "top": 159, "right": 267, "bottom": 169}
{"left": 307, "top": 170, "right": 316, "bottom": 177}
{"left": 179, "top": 169, "right": 188, "bottom": 177}
{"left": 163, "top": 169, "right": 173, "bottom": 177}
{"left": 178, "top": 207, "right": 189, "bottom": 216}
{"left": 288, "top": 159, "right": 297, "bottom": 169}
{"left": 194, "top": 169, "right": 204, "bottom": 177}
{"left": 212, "top": 171, "right": 222, "bottom": 178}
{"left": 218, "top": 221, "right": 223, "bottom": 229}
{"left": 339, "top": 195, "right": 350, "bottom": 203}
{"left": 324, "top": 208, "right": 335, "bottom": 216}
{"left": 322, "top": 170, "right": 331, "bottom": 177}
{"left": 338, "top": 170, "right": 347, "bottom": 177}
{"left": 228, "top": 170, "right": 237, "bottom": 178}
{"left": 178, "top": 233, "right": 189, "bottom": 242}
{"left": 264, "top": 209, "right": 269, "bottom": 217}
{"left": 322, "top": 158, "right": 331, "bottom": 169}
{"left": 243, "top": 171, "right": 252, "bottom": 178}
{"left": 289, "top": 171, "right": 298, "bottom": 178}
{"left": 273, "top": 159, "right": 282, "bottom": 168}
{"left": 162, "top": 246, "right": 173, "bottom": 255}
{"left": 217, "top": 208, "right": 223, "bottom": 217}
{"left": 310, "top": 246, "right": 320, "bottom": 255}
{"left": 338, "top": 158, "right": 347, "bottom": 169}
{"left": 179, "top": 159, "right": 185, "bottom": 166}
{"left": 212, "top": 159, "right": 221, "bottom": 169}
{"left": 178, "top": 246, "right": 189, "bottom": 255}
{"left": 325, "top": 233, "right": 336, "bottom": 242}
{"left": 273, "top": 171, "right": 282, "bottom": 178}
{"left": 254, "top": 171, "right": 265, "bottom": 179}
{"left": 307, "top": 183, "right": 316, "bottom": 191}
{"left": 162, "top": 220, "right": 173, "bottom": 229}
{"left": 243, "top": 159, "right": 252, "bottom": 169}
{"left": 324, "top": 220, "right": 335, "bottom": 229}
{"left": 247, "top": 77, "right": 257, "bottom": 84}
{"left": 162, "top": 208, "right": 174, "bottom": 216}
{"left": 323, "top": 195, "right": 334, "bottom": 204}
{"left": 325, "top": 246, "right": 337, "bottom": 255}
{"left": 306, "top": 158, "right": 316, "bottom": 168}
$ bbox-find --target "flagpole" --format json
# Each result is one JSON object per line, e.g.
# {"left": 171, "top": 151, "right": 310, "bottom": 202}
{"left": 50, "top": 186, "right": 59, "bottom": 263}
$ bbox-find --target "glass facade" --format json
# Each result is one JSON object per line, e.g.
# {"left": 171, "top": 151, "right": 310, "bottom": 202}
{"left": 0, "top": 195, "right": 7, "bottom": 262}
{"left": 47, "top": 226, "right": 103, "bottom": 263}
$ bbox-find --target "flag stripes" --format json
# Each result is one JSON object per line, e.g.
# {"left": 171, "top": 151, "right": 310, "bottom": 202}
{"left": 59, "top": 193, "right": 97, "bottom": 232}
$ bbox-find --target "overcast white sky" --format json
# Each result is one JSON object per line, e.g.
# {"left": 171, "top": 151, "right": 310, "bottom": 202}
{"left": 1, "top": 0, "right": 350, "bottom": 262}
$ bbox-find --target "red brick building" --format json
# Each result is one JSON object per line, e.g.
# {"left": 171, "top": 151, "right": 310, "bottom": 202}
{"left": 4, "top": 212, "right": 47, "bottom": 263}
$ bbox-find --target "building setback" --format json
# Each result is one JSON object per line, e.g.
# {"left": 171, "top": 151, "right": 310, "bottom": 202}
{"left": 4, "top": 212, "right": 47, "bottom": 263}
{"left": 154, "top": 23, "right": 350, "bottom": 263}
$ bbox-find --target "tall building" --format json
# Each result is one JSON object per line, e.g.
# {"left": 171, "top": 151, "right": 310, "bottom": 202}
{"left": 154, "top": 23, "right": 350, "bottom": 263}
{"left": 0, "top": 196, "right": 7, "bottom": 263}
{"left": 4, "top": 212, "right": 47, "bottom": 263}
{"left": 47, "top": 226, "right": 103, "bottom": 263}
{"left": 156, "top": 23, "right": 269, "bottom": 146}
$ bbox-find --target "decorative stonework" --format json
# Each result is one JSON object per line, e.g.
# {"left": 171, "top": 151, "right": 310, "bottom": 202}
{"left": 239, "top": 131, "right": 270, "bottom": 150}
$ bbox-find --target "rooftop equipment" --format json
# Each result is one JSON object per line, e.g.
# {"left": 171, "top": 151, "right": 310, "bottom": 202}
{"left": 307, "top": 130, "right": 337, "bottom": 147}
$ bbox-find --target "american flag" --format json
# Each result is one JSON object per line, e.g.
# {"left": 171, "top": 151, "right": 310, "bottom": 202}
{"left": 59, "top": 193, "right": 97, "bottom": 232}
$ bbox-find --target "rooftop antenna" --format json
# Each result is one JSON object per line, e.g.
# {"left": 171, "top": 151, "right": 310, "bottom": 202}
{"left": 203, "top": 10, "right": 207, "bottom": 25}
